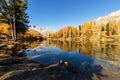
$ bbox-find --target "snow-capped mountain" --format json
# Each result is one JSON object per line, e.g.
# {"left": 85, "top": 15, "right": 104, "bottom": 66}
{"left": 94, "top": 10, "right": 120, "bottom": 25}
{"left": 29, "top": 26, "right": 54, "bottom": 36}
{"left": 41, "top": 28, "right": 54, "bottom": 36}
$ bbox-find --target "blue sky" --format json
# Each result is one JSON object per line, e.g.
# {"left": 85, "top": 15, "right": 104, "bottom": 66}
{"left": 27, "top": 0, "right": 120, "bottom": 31}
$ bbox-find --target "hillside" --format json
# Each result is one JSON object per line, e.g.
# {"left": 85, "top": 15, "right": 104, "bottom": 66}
{"left": 91, "top": 10, "right": 120, "bottom": 42}
{"left": 50, "top": 10, "right": 120, "bottom": 42}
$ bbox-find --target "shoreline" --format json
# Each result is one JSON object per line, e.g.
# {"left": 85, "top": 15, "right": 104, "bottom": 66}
{"left": 1, "top": 40, "right": 120, "bottom": 80}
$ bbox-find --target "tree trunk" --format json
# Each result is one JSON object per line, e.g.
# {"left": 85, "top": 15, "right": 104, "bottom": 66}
{"left": 13, "top": 0, "right": 16, "bottom": 41}
{"left": 3, "top": 0, "right": 15, "bottom": 41}
{"left": 10, "top": 19, "right": 14, "bottom": 41}
{"left": 13, "top": 14, "right": 16, "bottom": 41}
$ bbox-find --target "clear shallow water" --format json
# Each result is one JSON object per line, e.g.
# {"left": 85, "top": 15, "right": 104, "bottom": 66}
{"left": 25, "top": 41, "right": 120, "bottom": 80}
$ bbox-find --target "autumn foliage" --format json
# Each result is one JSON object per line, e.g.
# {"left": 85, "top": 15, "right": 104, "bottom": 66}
{"left": 0, "top": 23, "right": 44, "bottom": 41}
{"left": 18, "top": 29, "right": 44, "bottom": 41}
{"left": 50, "top": 21, "right": 120, "bottom": 42}
{"left": 0, "top": 23, "right": 10, "bottom": 35}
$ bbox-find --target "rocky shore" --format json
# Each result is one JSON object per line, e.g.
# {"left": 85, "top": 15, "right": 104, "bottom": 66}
{"left": 0, "top": 59, "right": 53, "bottom": 80}
{"left": 0, "top": 40, "right": 53, "bottom": 80}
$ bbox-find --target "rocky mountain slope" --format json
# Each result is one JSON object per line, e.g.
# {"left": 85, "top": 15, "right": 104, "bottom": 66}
{"left": 29, "top": 26, "right": 54, "bottom": 36}
{"left": 94, "top": 10, "right": 120, "bottom": 25}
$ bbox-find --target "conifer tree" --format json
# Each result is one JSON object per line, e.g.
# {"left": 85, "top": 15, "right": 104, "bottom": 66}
{"left": 101, "top": 26, "right": 104, "bottom": 31}
{"left": 112, "top": 29, "right": 116, "bottom": 35}
{"left": 106, "top": 23, "right": 110, "bottom": 36}
{"left": 0, "top": 0, "right": 29, "bottom": 41}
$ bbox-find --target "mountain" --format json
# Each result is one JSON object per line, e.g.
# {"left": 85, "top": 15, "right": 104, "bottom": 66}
{"left": 94, "top": 10, "right": 120, "bottom": 25}
{"left": 29, "top": 26, "right": 54, "bottom": 36}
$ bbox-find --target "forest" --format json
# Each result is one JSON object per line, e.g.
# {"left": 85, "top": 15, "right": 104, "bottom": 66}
{"left": 50, "top": 21, "right": 120, "bottom": 42}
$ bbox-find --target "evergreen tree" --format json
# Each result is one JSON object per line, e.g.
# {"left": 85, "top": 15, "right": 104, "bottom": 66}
{"left": 0, "top": 0, "right": 10, "bottom": 22}
{"left": 101, "top": 26, "right": 104, "bottom": 31}
{"left": 78, "top": 25, "right": 82, "bottom": 36}
{"left": 0, "top": 1, "right": 5, "bottom": 22}
{"left": 0, "top": 0, "right": 14, "bottom": 40}
{"left": 106, "top": 23, "right": 110, "bottom": 36}
{"left": 9, "top": 0, "right": 29, "bottom": 34}
{"left": 0, "top": 0, "right": 29, "bottom": 41}
{"left": 79, "top": 25, "right": 82, "bottom": 30}
{"left": 112, "top": 29, "right": 116, "bottom": 35}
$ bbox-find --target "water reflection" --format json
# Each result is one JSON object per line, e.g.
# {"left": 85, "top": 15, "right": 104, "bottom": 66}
{"left": 49, "top": 40, "right": 120, "bottom": 67}
{"left": 26, "top": 44, "right": 105, "bottom": 80}
{"left": 27, "top": 41, "right": 54, "bottom": 51}
{"left": 26, "top": 40, "right": 120, "bottom": 68}
{"left": 26, "top": 40, "right": 120, "bottom": 80}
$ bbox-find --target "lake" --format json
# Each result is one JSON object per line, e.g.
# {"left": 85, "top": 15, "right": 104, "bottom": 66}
{"left": 26, "top": 40, "right": 120, "bottom": 80}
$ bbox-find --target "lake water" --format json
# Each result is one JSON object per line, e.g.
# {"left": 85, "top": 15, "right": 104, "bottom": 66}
{"left": 26, "top": 41, "right": 120, "bottom": 80}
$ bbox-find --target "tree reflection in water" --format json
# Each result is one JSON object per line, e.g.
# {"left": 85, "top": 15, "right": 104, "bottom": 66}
{"left": 47, "top": 40, "right": 120, "bottom": 79}
{"left": 42, "top": 41, "right": 107, "bottom": 80}
{"left": 26, "top": 40, "right": 120, "bottom": 80}
{"left": 49, "top": 40, "right": 93, "bottom": 56}
{"left": 49, "top": 40, "right": 120, "bottom": 64}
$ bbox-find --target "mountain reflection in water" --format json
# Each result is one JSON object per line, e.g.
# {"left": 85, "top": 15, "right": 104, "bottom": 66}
{"left": 27, "top": 41, "right": 54, "bottom": 51}
{"left": 26, "top": 40, "right": 120, "bottom": 80}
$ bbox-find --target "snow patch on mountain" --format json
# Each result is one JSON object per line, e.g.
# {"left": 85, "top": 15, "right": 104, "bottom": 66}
{"left": 29, "top": 26, "right": 54, "bottom": 36}
{"left": 95, "top": 10, "right": 120, "bottom": 25}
